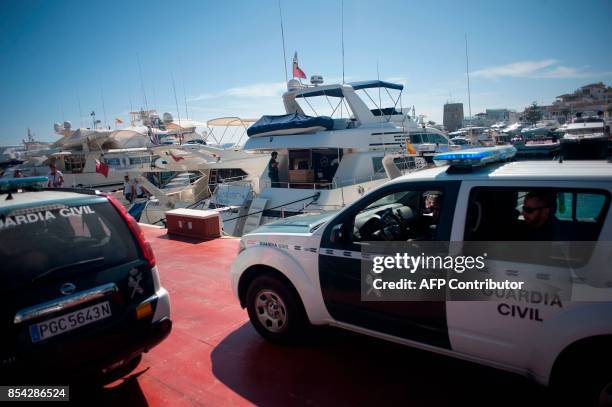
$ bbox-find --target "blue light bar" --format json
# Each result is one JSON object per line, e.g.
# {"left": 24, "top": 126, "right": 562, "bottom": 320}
{"left": 0, "top": 176, "right": 48, "bottom": 191}
{"left": 433, "top": 146, "right": 517, "bottom": 168}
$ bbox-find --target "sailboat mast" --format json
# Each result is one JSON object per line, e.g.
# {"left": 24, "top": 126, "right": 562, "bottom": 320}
{"left": 278, "top": 0, "right": 289, "bottom": 82}
{"left": 137, "top": 53, "right": 149, "bottom": 111}
{"left": 341, "top": 0, "right": 345, "bottom": 84}
{"left": 465, "top": 34, "right": 472, "bottom": 122}
{"left": 181, "top": 65, "right": 189, "bottom": 119}
{"left": 171, "top": 73, "right": 183, "bottom": 144}
{"left": 76, "top": 87, "right": 84, "bottom": 128}
{"left": 99, "top": 82, "right": 108, "bottom": 128}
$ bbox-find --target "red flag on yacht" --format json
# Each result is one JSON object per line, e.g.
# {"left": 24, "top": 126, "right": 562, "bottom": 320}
{"left": 170, "top": 152, "right": 184, "bottom": 162}
{"left": 292, "top": 52, "right": 306, "bottom": 79}
{"left": 95, "top": 160, "right": 109, "bottom": 178}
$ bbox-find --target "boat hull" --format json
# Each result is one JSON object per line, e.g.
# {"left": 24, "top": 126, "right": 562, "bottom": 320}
{"left": 560, "top": 137, "right": 610, "bottom": 159}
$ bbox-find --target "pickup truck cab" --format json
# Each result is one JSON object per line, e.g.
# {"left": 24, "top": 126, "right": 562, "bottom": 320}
{"left": 231, "top": 150, "right": 612, "bottom": 405}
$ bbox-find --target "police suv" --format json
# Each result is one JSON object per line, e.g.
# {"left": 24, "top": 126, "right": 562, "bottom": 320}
{"left": 231, "top": 147, "right": 612, "bottom": 405}
{"left": 0, "top": 177, "right": 172, "bottom": 382}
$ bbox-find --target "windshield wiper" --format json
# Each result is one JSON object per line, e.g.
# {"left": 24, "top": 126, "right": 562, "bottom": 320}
{"left": 310, "top": 222, "right": 324, "bottom": 232}
{"left": 32, "top": 257, "right": 105, "bottom": 283}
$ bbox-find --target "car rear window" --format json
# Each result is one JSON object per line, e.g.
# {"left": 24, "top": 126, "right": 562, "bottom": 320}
{"left": 0, "top": 201, "right": 140, "bottom": 284}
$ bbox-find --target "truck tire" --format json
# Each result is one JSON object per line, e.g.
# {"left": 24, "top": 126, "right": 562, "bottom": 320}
{"left": 554, "top": 350, "right": 612, "bottom": 407}
{"left": 245, "top": 275, "right": 308, "bottom": 344}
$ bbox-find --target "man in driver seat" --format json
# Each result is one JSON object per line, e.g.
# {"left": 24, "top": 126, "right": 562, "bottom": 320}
{"left": 424, "top": 191, "right": 442, "bottom": 220}
{"left": 413, "top": 191, "right": 443, "bottom": 240}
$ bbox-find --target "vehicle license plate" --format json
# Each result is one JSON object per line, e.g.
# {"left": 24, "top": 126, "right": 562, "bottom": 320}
{"left": 29, "top": 301, "right": 112, "bottom": 343}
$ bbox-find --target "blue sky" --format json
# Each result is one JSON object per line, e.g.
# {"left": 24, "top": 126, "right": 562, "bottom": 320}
{"left": 1, "top": 0, "right": 611, "bottom": 145}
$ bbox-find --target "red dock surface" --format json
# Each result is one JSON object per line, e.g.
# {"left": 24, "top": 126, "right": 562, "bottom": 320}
{"left": 79, "top": 225, "right": 546, "bottom": 406}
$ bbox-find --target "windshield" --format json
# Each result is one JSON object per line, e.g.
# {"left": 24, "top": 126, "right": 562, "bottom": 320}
{"left": 0, "top": 201, "right": 139, "bottom": 287}
{"left": 364, "top": 190, "right": 417, "bottom": 211}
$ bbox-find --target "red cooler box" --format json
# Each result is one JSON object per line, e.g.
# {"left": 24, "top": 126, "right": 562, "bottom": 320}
{"left": 165, "top": 208, "right": 221, "bottom": 239}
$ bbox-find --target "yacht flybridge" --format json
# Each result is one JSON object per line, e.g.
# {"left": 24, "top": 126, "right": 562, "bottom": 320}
{"left": 199, "top": 78, "right": 442, "bottom": 236}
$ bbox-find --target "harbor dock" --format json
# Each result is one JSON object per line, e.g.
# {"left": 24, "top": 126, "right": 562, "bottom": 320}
{"left": 75, "top": 225, "right": 546, "bottom": 406}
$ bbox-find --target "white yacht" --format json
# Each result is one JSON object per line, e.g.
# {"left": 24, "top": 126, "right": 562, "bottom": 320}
{"left": 501, "top": 122, "right": 526, "bottom": 137}
{"left": 2, "top": 110, "right": 209, "bottom": 189}
{"left": 125, "top": 117, "right": 270, "bottom": 223}
{"left": 520, "top": 119, "right": 560, "bottom": 138}
{"left": 5, "top": 121, "right": 140, "bottom": 189}
{"left": 198, "top": 78, "right": 442, "bottom": 236}
{"left": 449, "top": 126, "right": 492, "bottom": 144}
{"left": 560, "top": 115, "right": 610, "bottom": 158}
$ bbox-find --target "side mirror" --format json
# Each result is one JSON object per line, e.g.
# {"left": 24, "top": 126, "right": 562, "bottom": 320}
{"left": 330, "top": 224, "right": 344, "bottom": 244}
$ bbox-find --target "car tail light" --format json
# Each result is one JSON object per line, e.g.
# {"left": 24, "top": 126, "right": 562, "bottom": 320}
{"left": 105, "top": 193, "right": 156, "bottom": 267}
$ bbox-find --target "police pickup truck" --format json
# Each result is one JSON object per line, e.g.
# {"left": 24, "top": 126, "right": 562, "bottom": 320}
{"left": 231, "top": 147, "right": 612, "bottom": 405}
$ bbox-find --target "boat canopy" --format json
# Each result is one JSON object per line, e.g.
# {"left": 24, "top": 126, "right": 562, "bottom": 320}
{"left": 165, "top": 119, "right": 207, "bottom": 129}
{"left": 349, "top": 80, "right": 404, "bottom": 91}
{"left": 295, "top": 86, "right": 344, "bottom": 98}
{"left": 293, "top": 80, "right": 403, "bottom": 99}
{"left": 207, "top": 117, "right": 257, "bottom": 127}
{"left": 247, "top": 113, "right": 334, "bottom": 137}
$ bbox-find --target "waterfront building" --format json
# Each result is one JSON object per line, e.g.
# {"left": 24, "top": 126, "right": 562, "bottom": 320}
{"left": 542, "top": 82, "right": 612, "bottom": 123}
{"left": 443, "top": 103, "right": 464, "bottom": 132}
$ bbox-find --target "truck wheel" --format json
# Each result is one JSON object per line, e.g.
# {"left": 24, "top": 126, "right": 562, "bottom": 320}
{"left": 595, "top": 379, "right": 612, "bottom": 407}
{"left": 555, "top": 353, "right": 612, "bottom": 407}
{"left": 245, "top": 275, "right": 308, "bottom": 343}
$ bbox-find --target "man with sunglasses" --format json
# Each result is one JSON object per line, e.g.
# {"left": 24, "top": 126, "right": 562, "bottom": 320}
{"left": 521, "top": 190, "right": 559, "bottom": 240}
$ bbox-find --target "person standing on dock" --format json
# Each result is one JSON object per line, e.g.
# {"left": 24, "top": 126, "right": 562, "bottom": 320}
{"left": 268, "top": 151, "right": 280, "bottom": 188}
{"left": 47, "top": 163, "right": 64, "bottom": 188}
{"left": 133, "top": 178, "right": 149, "bottom": 199}
{"left": 123, "top": 175, "right": 133, "bottom": 202}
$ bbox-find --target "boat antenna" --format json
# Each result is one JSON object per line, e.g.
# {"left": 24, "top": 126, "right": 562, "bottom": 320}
{"left": 464, "top": 33, "right": 472, "bottom": 123}
{"left": 180, "top": 63, "right": 189, "bottom": 119}
{"left": 76, "top": 86, "right": 84, "bottom": 128}
{"left": 341, "top": 0, "right": 345, "bottom": 84}
{"left": 278, "top": 0, "right": 289, "bottom": 82}
{"left": 376, "top": 60, "right": 387, "bottom": 153}
{"left": 377, "top": 60, "right": 382, "bottom": 112}
{"left": 59, "top": 96, "right": 65, "bottom": 123}
{"left": 99, "top": 79, "right": 108, "bottom": 128}
{"left": 126, "top": 69, "right": 134, "bottom": 116}
{"left": 136, "top": 52, "right": 149, "bottom": 111}
{"left": 171, "top": 72, "right": 184, "bottom": 144}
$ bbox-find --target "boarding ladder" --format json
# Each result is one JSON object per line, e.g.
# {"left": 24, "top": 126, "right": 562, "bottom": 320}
{"left": 242, "top": 198, "right": 268, "bottom": 234}
{"left": 208, "top": 169, "right": 218, "bottom": 188}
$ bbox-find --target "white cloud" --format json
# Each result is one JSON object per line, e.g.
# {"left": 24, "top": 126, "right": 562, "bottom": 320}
{"left": 472, "top": 59, "right": 558, "bottom": 79}
{"left": 189, "top": 81, "right": 286, "bottom": 101}
{"left": 533, "top": 65, "right": 612, "bottom": 79}
{"left": 472, "top": 59, "right": 612, "bottom": 80}
{"left": 534, "top": 65, "right": 584, "bottom": 79}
